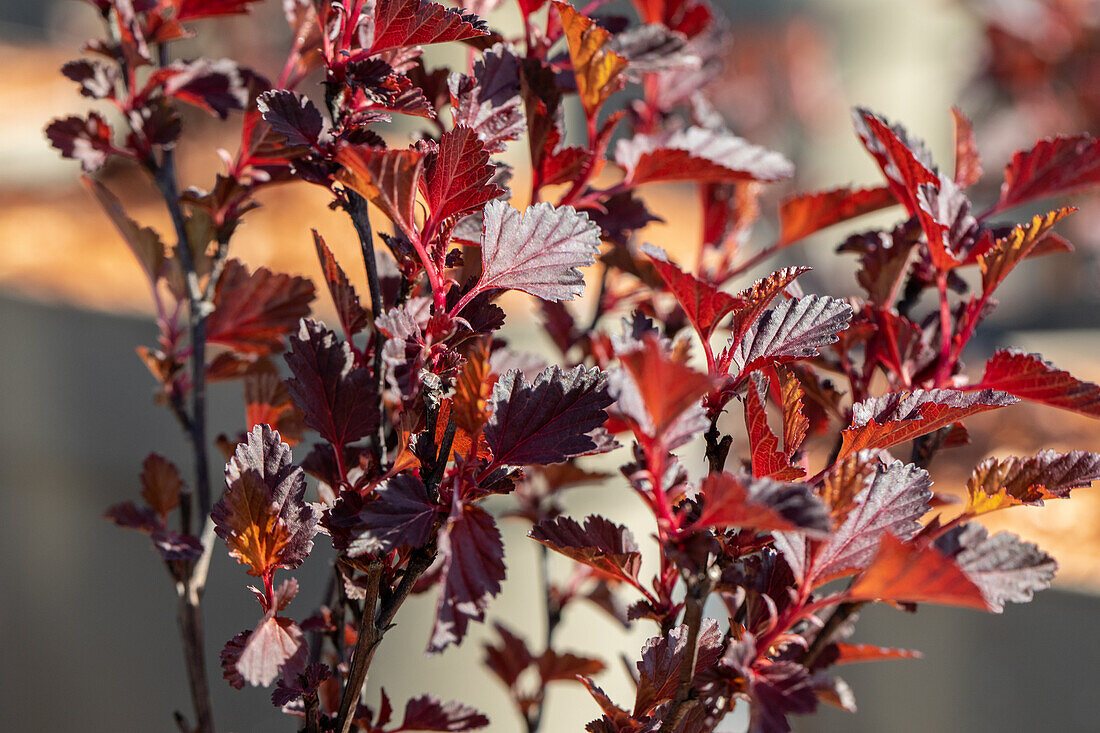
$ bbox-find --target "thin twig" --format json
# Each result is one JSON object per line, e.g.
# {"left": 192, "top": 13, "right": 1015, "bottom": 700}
{"left": 335, "top": 561, "right": 384, "bottom": 733}
{"left": 800, "top": 600, "right": 865, "bottom": 669}
{"left": 659, "top": 571, "right": 714, "bottom": 733}
{"left": 526, "top": 543, "right": 563, "bottom": 733}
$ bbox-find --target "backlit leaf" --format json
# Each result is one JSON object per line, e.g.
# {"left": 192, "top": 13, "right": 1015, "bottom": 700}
{"left": 245, "top": 371, "right": 305, "bottom": 446}
{"left": 839, "top": 389, "right": 1017, "bottom": 459}
{"left": 449, "top": 43, "right": 525, "bottom": 154}
{"left": 617, "top": 126, "right": 793, "bottom": 186}
{"left": 84, "top": 177, "right": 165, "bottom": 285}
{"left": 975, "top": 349, "right": 1100, "bottom": 418}
{"left": 207, "top": 259, "right": 316, "bottom": 355}
{"left": 419, "top": 126, "right": 503, "bottom": 224}
{"left": 951, "top": 107, "right": 982, "bottom": 187}
{"left": 221, "top": 616, "right": 307, "bottom": 688}
{"left": 965, "top": 449, "right": 1100, "bottom": 515}
{"left": 472, "top": 200, "right": 601, "bottom": 302}
{"left": 776, "top": 186, "right": 896, "bottom": 248}
{"left": 213, "top": 425, "right": 319, "bottom": 578}
{"left": 991, "top": 134, "right": 1100, "bottom": 214}
{"left": 485, "top": 365, "right": 614, "bottom": 466}
{"left": 978, "top": 207, "right": 1076, "bottom": 294}
{"left": 744, "top": 373, "right": 805, "bottom": 481}
{"left": 313, "top": 231, "right": 370, "bottom": 338}
{"left": 141, "top": 453, "right": 183, "bottom": 518}
{"left": 935, "top": 524, "right": 1056, "bottom": 612}
{"left": 642, "top": 243, "right": 740, "bottom": 342}
{"left": 367, "top": 0, "right": 489, "bottom": 55}
{"left": 176, "top": 0, "right": 264, "bottom": 21}
{"left": 554, "top": 1, "right": 628, "bottom": 117}
{"left": 284, "top": 319, "right": 380, "bottom": 449}
{"left": 529, "top": 515, "right": 641, "bottom": 583}
{"left": 336, "top": 146, "right": 424, "bottom": 239}
{"left": 693, "top": 472, "right": 830, "bottom": 535}
{"left": 847, "top": 534, "right": 988, "bottom": 610}
{"left": 779, "top": 368, "right": 810, "bottom": 460}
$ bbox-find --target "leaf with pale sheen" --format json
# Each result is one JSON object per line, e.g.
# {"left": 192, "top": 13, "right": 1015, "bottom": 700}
{"left": 965, "top": 449, "right": 1100, "bottom": 515}
{"left": 935, "top": 524, "right": 1056, "bottom": 612}
{"left": 847, "top": 534, "right": 988, "bottom": 610}
{"left": 528, "top": 515, "right": 641, "bottom": 583}
{"left": 728, "top": 295, "right": 853, "bottom": 377}
{"left": 975, "top": 349, "right": 1100, "bottom": 419}
{"left": 449, "top": 43, "right": 525, "bottom": 154}
{"left": 617, "top": 125, "right": 793, "bottom": 185}
{"left": 367, "top": 0, "right": 488, "bottom": 55}
{"left": 221, "top": 616, "right": 307, "bottom": 688}
{"left": 327, "top": 475, "right": 436, "bottom": 557}
{"left": 693, "top": 472, "right": 830, "bottom": 535}
{"left": 633, "top": 619, "right": 722, "bottom": 717}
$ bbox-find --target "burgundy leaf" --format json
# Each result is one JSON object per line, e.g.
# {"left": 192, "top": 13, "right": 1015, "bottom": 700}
{"left": 528, "top": 515, "right": 641, "bottom": 583}
{"left": 141, "top": 453, "right": 183, "bottom": 518}
{"left": 852, "top": 108, "right": 937, "bottom": 217}
{"left": 313, "top": 231, "right": 371, "bottom": 338}
{"left": 284, "top": 319, "right": 380, "bottom": 449}
{"left": 483, "top": 623, "right": 535, "bottom": 688}
{"left": 728, "top": 295, "right": 853, "bottom": 377}
{"left": 776, "top": 186, "right": 896, "bottom": 248}
{"left": 213, "top": 425, "right": 319, "bottom": 578}
{"left": 162, "top": 58, "right": 252, "bottom": 119}
{"left": 176, "top": 0, "right": 264, "bottom": 20}
{"left": 399, "top": 694, "right": 490, "bottom": 730}
{"left": 727, "top": 266, "right": 812, "bottom": 345}
{"left": 485, "top": 365, "right": 614, "bottom": 466}
{"left": 935, "top": 524, "right": 1056, "bottom": 612}
{"left": 951, "top": 107, "right": 982, "bottom": 188}
{"left": 207, "top": 259, "right": 316, "bottom": 355}
{"left": 336, "top": 146, "right": 424, "bottom": 239}
{"left": 45, "top": 113, "right": 114, "bottom": 172}
{"left": 693, "top": 472, "right": 830, "bottom": 535}
{"left": 429, "top": 502, "right": 505, "bottom": 652}
{"left": 83, "top": 177, "right": 165, "bottom": 285}
{"left": 991, "top": 134, "right": 1100, "bottom": 214}
{"left": 367, "top": 0, "right": 489, "bottom": 55}
{"left": 616, "top": 126, "right": 794, "bottom": 185}
{"left": 721, "top": 635, "right": 817, "bottom": 733}
{"left": 839, "top": 389, "right": 1017, "bottom": 459}
{"left": 449, "top": 43, "right": 525, "bottom": 154}
{"left": 221, "top": 616, "right": 307, "bottom": 688}
{"left": 61, "top": 58, "right": 117, "bottom": 99}
{"left": 974, "top": 349, "right": 1100, "bottom": 418}
{"left": 257, "top": 90, "right": 324, "bottom": 148}
{"left": 633, "top": 619, "right": 723, "bottom": 717}
{"left": 419, "top": 126, "right": 503, "bottom": 224}
{"left": 471, "top": 200, "right": 601, "bottom": 302}
{"left": 966, "top": 449, "right": 1100, "bottom": 514}
{"left": 812, "top": 461, "right": 932, "bottom": 584}
{"left": 327, "top": 475, "right": 436, "bottom": 557}
{"left": 537, "top": 649, "right": 605, "bottom": 683}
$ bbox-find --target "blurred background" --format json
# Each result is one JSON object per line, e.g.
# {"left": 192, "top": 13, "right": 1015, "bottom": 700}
{"left": 3, "top": 0, "right": 1100, "bottom": 730}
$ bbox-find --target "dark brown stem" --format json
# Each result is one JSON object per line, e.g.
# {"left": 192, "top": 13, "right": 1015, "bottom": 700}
{"left": 177, "top": 580, "right": 214, "bottom": 733}
{"left": 304, "top": 695, "right": 320, "bottom": 733}
{"left": 525, "top": 543, "right": 563, "bottom": 733}
{"left": 659, "top": 572, "right": 713, "bottom": 733}
{"left": 704, "top": 418, "right": 732, "bottom": 474}
{"left": 800, "top": 600, "right": 866, "bottom": 669}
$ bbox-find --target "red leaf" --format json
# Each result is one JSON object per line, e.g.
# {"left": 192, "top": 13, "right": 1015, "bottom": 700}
{"left": 633, "top": 619, "right": 723, "bottom": 717}
{"left": 528, "top": 515, "right": 641, "bottom": 584}
{"left": 643, "top": 243, "right": 740, "bottom": 342}
{"left": 991, "top": 134, "right": 1100, "bottom": 214}
{"left": 325, "top": 475, "right": 436, "bottom": 557}
{"left": 313, "top": 231, "right": 371, "bottom": 338}
{"left": 538, "top": 649, "right": 605, "bottom": 683}
{"left": 221, "top": 616, "right": 307, "bottom": 688}
{"left": 284, "top": 319, "right": 380, "bottom": 449}
{"left": 399, "top": 695, "right": 490, "bottom": 730}
{"left": 744, "top": 373, "right": 804, "bottom": 481}
{"left": 812, "top": 461, "right": 931, "bottom": 584}
{"left": 213, "top": 425, "right": 319, "bottom": 578}
{"left": 617, "top": 126, "right": 793, "bottom": 185}
{"left": 631, "top": 0, "right": 714, "bottom": 38}
{"left": 140, "top": 453, "right": 183, "bottom": 518}
{"left": 448, "top": 43, "right": 525, "bottom": 154}
{"left": 470, "top": 200, "right": 602, "bottom": 302}
{"left": 726, "top": 295, "right": 853, "bottom": 377}
{"left": 951, "top": 107, "right": 982, "bottom": 187}
{"left": 692, "top": 472, "right": 830, "bottom": 535}
{"left": 429, "top": 502, "right": 505, "bottom": 652}
{"left": 848, "top": 534, "right": 988, "bottom": 610}
{"left": 83, "top": 177, "right": 165, "bottom": 285}
{"left": 46, "top": 112, "right": 114, "bottom": 172}
{"left": 160, "top": 58, "right": 251, "bottom": 119}
{"left": 934, "top": 524, "right": 1056, "bottom": 612}
{"left": 245, "top": 370, "right": 306, "bottom": 446}
{"left": 485, "top": 365, "right": 614, "bottom": 466}
{"left": 367, "top": 0, "right": 489, "bottom": 55}
{"left": 853, "top": 108, "right": 937, "bottom": 217}
{"left": 175, "top": 0, "right": 263, "bottom": 21}
{"left": 832, "top": 643, "right": 922, "bottom": 665}
{"left": 207, "top": 259, "right": 316, "bottom": 355}
{"left": 838, "top": 388, "right": 1017, "bottom": 459}
{"left": 975, "top": 349, "right": 1100, "bottom": 418}
{"left": 776, "top": 186, "right": 896, "bottom": 248}
{"left": 483, "top": 623, "right": 535, "bottom": 689}
{"left": 419, "top": 126, "right": 503, "bottom": 225}
{"left": 336, "top": 146, "right": 424, "bottom": 239}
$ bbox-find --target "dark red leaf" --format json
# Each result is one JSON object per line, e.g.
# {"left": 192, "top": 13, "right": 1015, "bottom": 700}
{"left": 326, "top": 475, "right": 436, "bottom": 557}
{"left": 161, "top": 58, "right": 252, "bottom": 119}
{"left": 934, "top": 524, "right": 1056, "bottom": 612}
{"left": 538, "top": 649, "right": 605, "bottom": 683}
{"left": 337, "top": 146, "right": 425, "bottom": 239}
{"left": 812, "top": 460, "right": 931, "bottom": 584}
{"left": 485, "top": 365, "right": 614, "bottom": 466}
{"left": 257, "top": 90, "right": 324, "bottom": 148}
{"left": 207, "top": 259, "right": 316, "bottom": 355}
{"left": 617, "top": 126, "right": 793, "bottom": 185}
{"left": 367, "top": 0, "right": 489, "bottom": 55}
{"left": 847, "top": 534, "right": 989, "bottom": 611}
{"left": 483, "top": 623, "right": 535, "bottom": 689}
{"left": 284, "top": 319, "right": 380, "bottom": 449}
{"left": 245, "top": 370, "right": 306, "bottom": 446}
{"left": 776, "top": 186, "right": 896, "bottom": 248}
{"left": 721, "top": 635, "right": 817, "bottom": 733}
{"left": 528, "top": 515, "right": 641, "bottom": 584}
{"left": 469, "top": 200, "right": 602, "bottom": 302}
{"left": 429, "top": 503, "right": 505, "bottom": 652}
{"left": 313, "top": 231, "right": 371, "bottom": 338}
{"left": 141, "top": 453, "right": 183, "bottom": 518}
{"left": 951, "top": 107, "right": 982, "bottom": 187}
{"left": 46, "top": 113, "right": 114, "bottom": 172}
{"left": 61, "top": 58, "right": 117, "bottom": 99}
{"left": 175, "top": 0, "right": 264, "bottom": 21}
{"left": 974, "top": 349, "right": 1100, "bottom": 418}
{"left": 852, "top": 108, "right": 937, "bottom": 217}
{"left": 221, "top": 615, "right": 307, "bottom": 688}
{"left": 643, "top": 243, "right": 739, "bottom": 342}
{"left": 839, "top": 389, "right": 1017, "bottom": 459}
{"left": 399, "top": 695, "right": 490, "bottom": 730}
{"left": 449, "top": 43, "right": 525, "bottom": 154}
{"left": 419, "top": 126, "right": 503, "bottom": 225}
{"left": 633, "top": 619, "right": 722, "bottom": 717}
{"left": 212, "top": 425, "right": 319, "bottom": 578}
{"left": 693, "top": 472, "right": 829, "bottom": 535}
{"left": 991, "top": 134, "right": 1100, "bottom": 214}
{"left": 83, "top": 177, "right": 165, "bottom": 285}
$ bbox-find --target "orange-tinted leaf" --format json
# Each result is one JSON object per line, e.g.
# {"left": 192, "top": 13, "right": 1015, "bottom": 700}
{"left": 313, "top": 231, "right": 370, "bottom": 338}
{"left": 832, "top": 643, "right": 922, "bottom": 665}
{"left": 84, "top": 177, "right": 166, "bottom": 285}
{"left": 779, "top": 368, "right": 809, "bottom": 459}
{"left": 991, "top": 134, "right": 1100, "bottom": 214}
{"left": 617, "top": 126, "right": 793, "bottom": 186}
{"left": 336, "top": 146, "right": 424, "bottom": 239}
{"left": 978, "top": 207, "right": 1075, "bottom": 295}
{"left": 776, "top": 186, "right": 896, "bottom": 248}
{"left": 453, "top": 337, "right": 496, "bottom": 433}
{"left": 529, "top": 515, "right": 641, "bottom": 583}
{"left": 693, "top": 472, "right": 829, "bottom": 534}
{"left": 838, "top": 389, "right": 1017, "bottom": 459}
{"left": 819, "top": 450, "right": 881, "bottom": 521}
{"left": 975, "top": 349, "right": 1100, "bottom": 418}
{"left": 207, "top": 259, "right": 316, "bottom": 355}
{"left": 642, "top": 244, "right": 740, "bottom": 342}
{"left": 553, "top": 1, "right": 628, "bottom": 118}
{"left": 141, "top": 453, "right": 183, "bottom": 518}
{"left": 744, "top": 373, "right": 804, "bottom": 481}
{"left": 951, "top": 107, "right": 982, "bottom": 187}
{"left": 847, "top": 534, "right": 989, "bottom": 610}
{"left": 538, "top": 649, "right": 605, "bottom": 682}
{"left": 964, "top": 449, "right": 1100, "bottom": 515}
{"left": 245, "top": 371, "right": 305, "bottom": 446}
{"left": 212, "top": 425, "right": 319, "bottom": 578}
